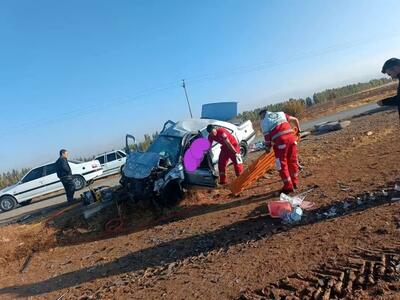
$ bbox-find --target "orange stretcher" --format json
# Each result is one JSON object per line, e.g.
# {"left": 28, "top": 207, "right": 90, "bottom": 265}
{"left": 229, "top": 125, "right": 300, "bottom": 196}
{"left": 229, "top": 151, "right": 275, "bottom": 196}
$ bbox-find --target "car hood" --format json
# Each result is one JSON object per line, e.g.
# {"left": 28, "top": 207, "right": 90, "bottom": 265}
{"left": 123, "top": 152, "right": 162, "bottom": 180}
{"left": 0, "top": 183, "right": 18, "bottom": 195}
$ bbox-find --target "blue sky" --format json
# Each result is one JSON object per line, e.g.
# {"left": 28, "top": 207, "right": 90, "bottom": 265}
{"left": 0, "top": 0, "right": 399, "bottom": 172}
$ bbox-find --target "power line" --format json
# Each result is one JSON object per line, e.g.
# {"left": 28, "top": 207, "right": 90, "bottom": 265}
{"left": 1, "top": 31, "right": 399, "bottom": 137}
{"left": 184, "top": 31, "right": 400, "bottom": 86}
{"left": 0, "top": 82, "right": 181, "bottom": 137}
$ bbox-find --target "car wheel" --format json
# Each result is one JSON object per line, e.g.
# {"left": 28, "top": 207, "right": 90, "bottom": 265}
{"left": 120, "top": 165, "right": 125, "bottom": 175}
{"left": 159, "top": 180, "right": 184, "bottom": 207}
{"left": 0, "top": 196, "right": 16, "bottom": 212}
{"left": 72, "top": 175, "right": 86, "bottom": 190}
{"left": 240, "top": 141, "right": 248, "bottom": 158}
{"left": 20, "top": 199, "right": 32, "bottom": 206}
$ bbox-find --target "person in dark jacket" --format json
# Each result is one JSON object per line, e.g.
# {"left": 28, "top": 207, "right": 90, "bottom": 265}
{"left": 55, "top": 149, "right": 76, "bottom": 203}
{"left": 378, "top": 58, "right": 400, "bottom": 119}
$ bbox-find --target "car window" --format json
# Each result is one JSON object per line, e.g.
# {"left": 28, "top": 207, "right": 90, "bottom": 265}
{"left": 22, "top": 167, "right": 44, "bottom": 183}
{"left": 147, "top": 136, "right": 182, "bottom": 166}
{"left": 106, "top": 153, "right": 117, "bottom": 162}
{"left": 96, "top": 155, "right": 105, "bottom": 165}
{"left": 117, "top": 151, "right": 126, "bottom": 158}
{"left": 44, "top": 163, "right": 57, "bottom": 176}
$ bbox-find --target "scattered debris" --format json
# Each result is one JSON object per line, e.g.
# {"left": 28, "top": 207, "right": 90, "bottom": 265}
{"left": 56, "top": 292, "right": 68, "bottom": 300}
{"left": 269, "top": 193, "right": 311, "bottom": 223}
{"left": 280, "top": 193, "right": 305, "bottom": 207}
{"left": 17, "top": 214, "right": 32, "bottom": 223}
{"left": 324, "top": 207, "right": 337, "bottom": 218}
{"left": 20, "top": 253, "right": 33, "bottom": 273}
{"left": 300, "top": 131, "right": 312, "bottom": 138}
{"left": 366, "top": 131, "right": 374, "bottom": 136}
{"left": 76, "top": 227, "right": 90, "bottom": 234}
{"left": 376, "top": 228, "right": 389, "bottom": 235}
{"left": 368, "top": 192, "right": 376, "bottom": 201}
{"left": 314, "top": 120, "right": 351, "bottom": 133}
{"left": 83, "top": 201, "right": 114, "bottom": 219}
{"left": 343, "top": 202, "right": 350, "bottom": 210}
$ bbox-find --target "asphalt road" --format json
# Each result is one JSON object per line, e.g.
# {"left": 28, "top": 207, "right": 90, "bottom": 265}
{"left": 301, "top": 103, "right": 380, "bottom": 131}
{"left": 0, "top": 175, "right": 121, "bottom": 223}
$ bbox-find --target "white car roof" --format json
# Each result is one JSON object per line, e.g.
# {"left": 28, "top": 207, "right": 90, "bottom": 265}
{"left": 162, "top": 119, "right": 231, "bottom": 137}
{"left": 95, "top": 150, "right": 125, "bottom": 157}
{"left": 27, "top": 159, "right": 91, "bottom": 171}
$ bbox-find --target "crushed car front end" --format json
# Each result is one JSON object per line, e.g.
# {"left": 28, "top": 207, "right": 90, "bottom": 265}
{"left": 120, "top": 133, "right": 186, "bottom": 204}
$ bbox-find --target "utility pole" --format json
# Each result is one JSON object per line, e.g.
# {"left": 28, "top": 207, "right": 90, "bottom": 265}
{"left": 181, "top": 79, "right": 193, "bottom": 118}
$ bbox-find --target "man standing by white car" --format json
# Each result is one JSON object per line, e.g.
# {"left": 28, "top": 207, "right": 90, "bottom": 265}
{"left": 55, "top": 149, "right": 75, "bottom": 203}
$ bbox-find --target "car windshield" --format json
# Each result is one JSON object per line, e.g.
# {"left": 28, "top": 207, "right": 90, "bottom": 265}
{"left": 147, "top": 135, "right": 182, "bottom": 165}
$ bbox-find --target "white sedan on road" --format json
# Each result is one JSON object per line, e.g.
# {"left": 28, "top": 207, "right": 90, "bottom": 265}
{"left": 95, "top": 150, "right": 126, "bottom": 178}
{"left": 0, "top": 160, "right": 103, "bottom": 212}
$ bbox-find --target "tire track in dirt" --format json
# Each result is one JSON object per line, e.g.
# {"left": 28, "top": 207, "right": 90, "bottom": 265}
{"left": 239, "top": 245, "right": 400, "bottom": 300}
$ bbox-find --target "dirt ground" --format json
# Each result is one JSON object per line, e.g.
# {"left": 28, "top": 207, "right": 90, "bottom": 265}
{"left": 1, "top": 109, "right": 400, "bottom": 300}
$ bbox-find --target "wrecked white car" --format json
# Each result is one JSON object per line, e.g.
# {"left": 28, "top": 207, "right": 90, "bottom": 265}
{"left": 120, "top": 118, "right": 255, "bottom": 205}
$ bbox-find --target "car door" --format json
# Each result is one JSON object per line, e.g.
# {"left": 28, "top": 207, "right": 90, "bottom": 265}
{"left": 43, "top": 163, "right": 63, "bottom": 193}
{"left": 183, "top": 134, "right": 217, "bottom": 188}
{"left": 95, "top": 154, "right": 106, "bottom": 174}
{"left": 117, "top": 151, "right": 126, "bottom": 165}
{"left": 105, "top": 152, "right": 120, "bottom": 175}
{"left": 12, "top": 166, "right": 46, "bottom": 201}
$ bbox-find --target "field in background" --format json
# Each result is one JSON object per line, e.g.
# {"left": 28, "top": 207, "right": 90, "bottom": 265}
{"left": 302, "top": 81, "right": 397, "bottom": 121}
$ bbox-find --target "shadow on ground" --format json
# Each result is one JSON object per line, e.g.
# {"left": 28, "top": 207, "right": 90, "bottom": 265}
{"left": 53, "top": 189, "right": 281, "bottom": 248}
{"left": 0, "top": 183, "right": 398, "bottom": 297}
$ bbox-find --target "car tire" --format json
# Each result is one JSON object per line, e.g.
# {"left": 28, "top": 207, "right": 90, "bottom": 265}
{"left": 120, "top": 165, "right": 125, "bottom": 175}
{"left": 240, "top": 141, "right": 248, "bottom": 158}
{"left": 20, "top": 199, "right": 32, "bottom": 206}
{"left": 72, "top": 175, "right": 86, "bottom": 191}
{"left": 159, "top": 180, "right": 184, "bottom": 207}
{"left": 0, "top": 196, "right": 16, "bottom": 212}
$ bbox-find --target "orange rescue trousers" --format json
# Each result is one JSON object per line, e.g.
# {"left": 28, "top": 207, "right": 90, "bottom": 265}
{"left": 218, "top": 146, "right": 244, "bottom": 184}
{"left": 272, "top": 134, "right": 299, "bottom": 191}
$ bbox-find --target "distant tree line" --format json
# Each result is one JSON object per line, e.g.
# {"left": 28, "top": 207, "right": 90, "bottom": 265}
{"left": 0, "top": 78, "right": 393, "bottom": 188}
{"left": 238, "top": 77, "right": 393, "bottom": 124}
{"left": 312, "top": 78, "right": 392, "bottom": 105}
{"left": 128, "top": 132, "right": 159, "bottom": 152}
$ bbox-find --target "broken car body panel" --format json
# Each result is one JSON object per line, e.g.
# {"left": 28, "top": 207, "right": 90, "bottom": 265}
{"left": 121, "top": 118, "right": 255, "bottom": 203}
{"left": 123, "top": 152, "right": 162, "bottom": 180}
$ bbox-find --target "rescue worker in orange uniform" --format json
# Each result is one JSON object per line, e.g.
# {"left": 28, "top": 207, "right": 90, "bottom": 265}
{"left": 207, "top": 124, "right": 244, "bottom": 184}
{"left": 259, "top": 109, "right": 300, "bottom": 194}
